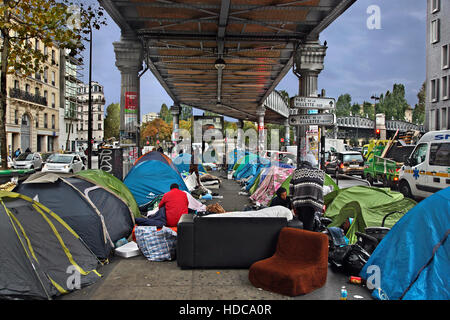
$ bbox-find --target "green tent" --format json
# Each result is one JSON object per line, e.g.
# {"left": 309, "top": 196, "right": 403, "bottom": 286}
{"left": 0, "top": 191, "right": 102, "bottom": 299}
{"left": 324, "top": 186, "right": 416, "bottom": 243}
{"left": 77, "top": 170, "right": 141, "bottom": 218}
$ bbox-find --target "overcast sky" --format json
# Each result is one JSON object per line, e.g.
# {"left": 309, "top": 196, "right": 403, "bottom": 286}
{"left": 86, "top": 0, "right": 427, "bottom": 120}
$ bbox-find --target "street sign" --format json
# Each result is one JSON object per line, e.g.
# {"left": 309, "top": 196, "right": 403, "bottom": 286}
{"left": 290, "top": 96, "right": 336, "bottom": 110}
{"left": 289, "top": 113, "right": 336, "bottom": 126}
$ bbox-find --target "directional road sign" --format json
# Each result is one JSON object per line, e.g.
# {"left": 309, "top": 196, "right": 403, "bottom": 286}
{"left": 290, "top": 96, "right": 336, "bottom": 110}
{"left": 289, "top": 113, "right": 336, "bottom": 126}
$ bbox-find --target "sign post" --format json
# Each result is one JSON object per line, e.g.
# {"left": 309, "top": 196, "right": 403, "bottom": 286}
{"left": 289, "top": 96, "right": 336, "bottom": 168}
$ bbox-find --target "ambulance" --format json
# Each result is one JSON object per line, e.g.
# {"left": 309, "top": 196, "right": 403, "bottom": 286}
{"left": 399, "top": 130, "right": 450, "bottom": 200}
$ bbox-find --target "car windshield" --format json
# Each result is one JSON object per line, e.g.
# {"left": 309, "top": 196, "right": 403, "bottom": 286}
{"left": 16, "top": 153, "right": 34, "bottom": 161}
{"left": 343, "top": 154, "right": 363, "bottom": 162}
{"left": 41, "top": 153, "right": 53, "bottom": 161}
{"left": 47, "top": 155, "right": 73, "bottom": 164}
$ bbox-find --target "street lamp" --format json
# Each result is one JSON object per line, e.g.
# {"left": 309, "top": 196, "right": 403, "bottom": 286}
{"left": 371, "top": 95, "right": 380, "bottom": 139}
{"left": 87, "top": 22, "right": 93, "bottom": 169}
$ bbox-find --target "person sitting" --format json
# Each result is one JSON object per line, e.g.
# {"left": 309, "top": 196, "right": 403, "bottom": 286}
{"left": 158, "top": 183, "right": 189, "bottom": 227}
{"left": 270, "top": 187, "right": 292, "bottom": 210}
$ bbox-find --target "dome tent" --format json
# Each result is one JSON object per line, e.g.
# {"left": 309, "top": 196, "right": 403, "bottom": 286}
{"left": 173, "top": 153, "right": 207, "bottom": 174}
{"left": 76, "top": 169, "right": 140, "bottom": 218}
{"left": 15, "top": 172, "right": 135, "bottom": 260}
{"left": 124, "top": 151, "right": 189, "bottom": 208}
{"left": 0, "top": 191, "right": 101, "bottom": 300}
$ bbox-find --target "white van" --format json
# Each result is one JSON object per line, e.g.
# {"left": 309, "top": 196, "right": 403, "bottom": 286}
{"left": 399, "top": 130, "right": 450, "bottom": 200}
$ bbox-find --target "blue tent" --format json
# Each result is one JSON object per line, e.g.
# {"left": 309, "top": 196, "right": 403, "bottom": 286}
{"left": 235, "top": 158, "right": 270, "bottom": 181}
{"left": 173, "top": 153, "right": 207, "bottom": 173}
{"left": 360, "top": 187, "right": 450, "bottom": 300}
{"left": 124, "top": 152, "right": 188, "bottom": 208}
{"left": 227, "top": 149, "right": 247, "bottom": 171}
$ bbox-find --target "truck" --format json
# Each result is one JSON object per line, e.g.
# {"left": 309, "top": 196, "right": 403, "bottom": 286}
{"left": 363, "top": 132, "right": 416, "bottom": 189}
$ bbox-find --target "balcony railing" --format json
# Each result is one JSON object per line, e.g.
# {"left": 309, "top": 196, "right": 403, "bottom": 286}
{"left": 9, "top": 88, "right": 47, "bottom": 106}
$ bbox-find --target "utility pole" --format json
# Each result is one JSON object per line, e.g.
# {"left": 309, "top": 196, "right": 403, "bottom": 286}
{"left": 87, "top": 23, "right": 93, "bottom": 169}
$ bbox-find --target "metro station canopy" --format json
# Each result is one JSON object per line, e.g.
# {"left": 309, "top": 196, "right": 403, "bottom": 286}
{"left": 102, "top": 0, "right": 355, "bottom": 123}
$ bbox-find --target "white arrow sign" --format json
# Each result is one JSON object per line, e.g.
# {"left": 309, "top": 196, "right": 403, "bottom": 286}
{"left": 290, "top": 96, "right": 336, "bottom": 110}
{"left": 289, "top": 113, "right": 336, "bottom": 126}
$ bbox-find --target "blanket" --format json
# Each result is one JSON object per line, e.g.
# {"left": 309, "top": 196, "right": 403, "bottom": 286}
{"left": 204, "top": 205, "right": 293, "bottom": 221}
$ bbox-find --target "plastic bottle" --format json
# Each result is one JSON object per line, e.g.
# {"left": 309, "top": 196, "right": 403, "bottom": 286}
{"left": 340, "top": 286, "right": 348, "bottom": 300}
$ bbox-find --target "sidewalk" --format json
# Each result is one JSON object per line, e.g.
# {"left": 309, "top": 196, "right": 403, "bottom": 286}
{"left": 59, "top": 171, "right": 373, "bottom": 300}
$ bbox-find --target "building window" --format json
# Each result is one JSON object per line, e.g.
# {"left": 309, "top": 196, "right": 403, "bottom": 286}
{"left": 443, "top": 76, "right": 449, "bottom": 100}
{"left": 25, "top": 84, "right": 30, "bottom": 93}
{"left": 443, "top": 45, "right": 449, "bottom": 69}
{"left": 442, "top": 108, "right": 447, "bottom": 130}
{"left": 52, "top": 93, "right": 56, "bottom": 108}
{"left": 98, "top": 123, "right": 102, "bottom": 131}
{"left": 44, "top": 69, "right": 48, "bottom": 83}
{"left": 14, "top": 80, "right": 19, "bottom": 89}
{"left": 431, "top": 19, "right": 440, "bottom": 44}
{"left": 431, "top": 79, "right": 440, "bottom": 102}
{"left": 51, "top": 71, "right": 55, "bottom": 86}
{"left": 431, "top": 0, "right": 440, "bottom": 13}
{"left": 51, "top": 115, "right": 55, "bottom": 129}
{"left": 436, "top": 108, "right": 440, "bottom": 131}
{"left": 44, "top": 46, "right": 48, "bottom": 57}
{"left": 51, "top": 50, "right": 56, "bottom": 65}
{"left": 44, "top": 113, "right": 48, "bottom": 128}
{"left": 97, "top": 114, "right": 101, "bottom": 121}
{"left": 14, "top": 110, "right": 18, "bottom": 125}
{"left": 35, "top": 114, "right": 39, "bottom": 128}
{"left": 35, "top": 87, "right": 39, "bottom": 96}
{"left": 35, "top": 39, "right": 39, "bottom": 51}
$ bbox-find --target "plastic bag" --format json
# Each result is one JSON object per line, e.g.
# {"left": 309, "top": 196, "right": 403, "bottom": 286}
{"left": 134, "top": 226, "right": 177, "bottom": 261}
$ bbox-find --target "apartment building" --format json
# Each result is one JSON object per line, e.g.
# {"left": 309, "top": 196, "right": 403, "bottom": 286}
{"left": 6, "top": 39, "right": 60, "bottom": 154}
{"left": 77, "top": 81, "right": 105, "bottom": 144}
{"left": 426, "top": 0, "right": 450, "bottom": 130}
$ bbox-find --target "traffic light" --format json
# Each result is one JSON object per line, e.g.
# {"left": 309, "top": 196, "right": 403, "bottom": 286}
{"left": 375, "top": 129, "right": 381, "bottom": 139}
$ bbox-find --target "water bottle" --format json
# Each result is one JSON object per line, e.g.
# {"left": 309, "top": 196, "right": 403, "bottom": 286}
{"left": 340, "top": 286, "right": 348, "bottom": 300}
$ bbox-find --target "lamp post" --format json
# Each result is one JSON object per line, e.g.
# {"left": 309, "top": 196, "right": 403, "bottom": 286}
{"left": 87, "top": 22, "right": 93, "bottom": 169}
{"left": 371, "top": 95, "right": 380, "bottom": 139}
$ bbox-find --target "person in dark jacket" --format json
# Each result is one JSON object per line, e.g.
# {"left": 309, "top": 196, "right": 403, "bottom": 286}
{"left": 289, "top": 160, "right": 325, "bottom": 231}
{"left": 270, "top": 187, "right": 292, "bottom": 210}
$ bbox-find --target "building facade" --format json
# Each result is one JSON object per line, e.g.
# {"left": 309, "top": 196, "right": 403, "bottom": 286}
{"left": 6, "top": 40, "right": 61, "bottom": 155}
{"left": 59, "top": 49, "right": 84, "bottom": 152}
{"left": 77, "top": 81, "right": 105, "bottom": 145}
{"left": 426, "top": 0, "right": 450, "bottom": 131}
{"left": 142, "top": 112, "right": 159, "bottom": 123}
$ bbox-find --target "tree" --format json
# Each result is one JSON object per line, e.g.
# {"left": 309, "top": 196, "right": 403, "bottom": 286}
{"left": 159, "top": 103, "right": 172, "bottom": 123}
{"left": 335, "top": 94, "right": 352, "bottom": 117}
{"left": 362, "top": 101, "right": 375, "bottom": 120}
{"left": 0, "top": 0, "right": 105, "bottom": 168}
{"left": 376, "top": 84, "right": 409, "bottom": 121}
{"left": 140, "top": 118, "right": 172, "bottom": 146}
{"left": 413, "top": 81, "right": 426, "bottom": 125}
{"left": 180, "top": 104, "right": 192, "bottom": 121}
{"left": 103, "top": 103, "right": 120, "bottom": 140}
{"left": 350, "top": 103, "right": 361, "bottom": 116}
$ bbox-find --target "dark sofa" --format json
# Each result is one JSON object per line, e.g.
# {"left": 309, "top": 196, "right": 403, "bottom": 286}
{"left": 176, "top": 214, "right": 302, "bottom": 269}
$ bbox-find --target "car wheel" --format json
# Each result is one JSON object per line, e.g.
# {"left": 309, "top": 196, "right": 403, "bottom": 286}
{"left": 399, "top": 180, "right": 412, "bottom": 199}
{"left": 367, "top": 174, "right": 374, "bottom": 186}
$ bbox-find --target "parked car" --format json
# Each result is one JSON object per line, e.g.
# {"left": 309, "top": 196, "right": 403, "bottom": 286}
{"left": 12, "top": 152, "right": 43, "bottom": 170}
{"left": 325, "top": 151, "right": 365, "bottom": 177}
{"left": 0, "top": 156, "right": 13, "bottom": 169}
{"left": 42, "top": 154, "right": 85, "bottom": 174}
{"left": 40, "top": 152, "right": 55, "bottom": 165}
{"left": 67, "top": 151, "right": 87, "bottom": 166}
